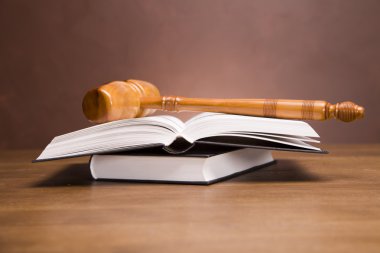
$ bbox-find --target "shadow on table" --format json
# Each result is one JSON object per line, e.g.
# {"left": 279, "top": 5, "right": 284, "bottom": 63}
{"left": 230, "top": 159, "right": 325, "bottom": 183}
{"left": 33, "top": 163, "right": 94, "bottom": 187}
{"left": 32, "top": 159, "right": 324, "bottom": 187}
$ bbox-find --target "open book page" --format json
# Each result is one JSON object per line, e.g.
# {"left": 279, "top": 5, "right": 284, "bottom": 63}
{"left": 53, "top": 115, "right": 184, "bottom": 143}
{"left": 228, "top": 132, "right": 320, "bottom": 143}
{"left": 37, "top": 115, "right": 183, "bottom": 160}
{"left": 203, "top": 133, "right": 319, "bottom": 150}
{"left": 180, "top": 113, "right": 320, "bottom": 151}
{"left": 36, "top": 112, "right": 321, "bottom": 161}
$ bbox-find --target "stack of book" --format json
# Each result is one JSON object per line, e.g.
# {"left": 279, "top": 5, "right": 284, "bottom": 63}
{"left": 36, "top": 113, "right": 324, "bottom": 184}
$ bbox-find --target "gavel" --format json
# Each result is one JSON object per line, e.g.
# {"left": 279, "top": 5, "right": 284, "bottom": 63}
{"left": 82, "top": 79, "right": 365, "bottom": 124}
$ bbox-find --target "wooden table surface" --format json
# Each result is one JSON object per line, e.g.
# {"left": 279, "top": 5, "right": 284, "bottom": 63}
{"left": 0, "top": 145, "right": 379, "bottom": 253}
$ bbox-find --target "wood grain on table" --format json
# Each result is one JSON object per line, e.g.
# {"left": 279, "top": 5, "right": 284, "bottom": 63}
{"left": 0, "top": 145, "right": 379, "bottom": 253}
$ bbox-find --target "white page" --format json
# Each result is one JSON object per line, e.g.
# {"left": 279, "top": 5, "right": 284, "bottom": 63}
{"left": 37, "top": 116, "right": 182, "bottom": 160}
{"left": 197, "top": 133, "right": 320, "bottom": 151}
{"left": 53, "top": 115, "right": 185, "bottom": 143}
{"left": 226, "top": 131, "right": 320, "bottom": 143}
{"left": 182, "top": 113, "right": 319, "bottom": 143}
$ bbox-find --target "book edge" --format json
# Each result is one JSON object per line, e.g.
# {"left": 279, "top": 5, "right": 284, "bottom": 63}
{"left": 90, "top": 160, "right": 276, "bottom": 185}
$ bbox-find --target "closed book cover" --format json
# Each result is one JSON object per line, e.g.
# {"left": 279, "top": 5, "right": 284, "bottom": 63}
{"left": 90, "top": 147, "right": 275, "bottom": 185}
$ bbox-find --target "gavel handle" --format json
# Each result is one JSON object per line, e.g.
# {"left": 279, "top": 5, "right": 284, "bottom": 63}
{"left": 141, "top": 97, "right": 364, "bottom": 122}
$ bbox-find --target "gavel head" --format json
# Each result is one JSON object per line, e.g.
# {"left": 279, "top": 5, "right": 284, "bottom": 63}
{"left": 82, "top": 79, "right": 160, "bottom": 123}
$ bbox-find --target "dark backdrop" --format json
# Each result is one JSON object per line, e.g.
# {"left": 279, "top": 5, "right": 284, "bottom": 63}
{"left": 0, "top": 0, "right": 379, "bottom": 148}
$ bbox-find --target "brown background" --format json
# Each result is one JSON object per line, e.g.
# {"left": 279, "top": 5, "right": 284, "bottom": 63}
{"left": 0, "top": 0, "right": 379, "bottom": 148}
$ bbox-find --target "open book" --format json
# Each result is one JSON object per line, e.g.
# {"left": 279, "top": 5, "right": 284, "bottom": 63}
{"left": 36, "top": 113, "right": 323, "bottom": 161}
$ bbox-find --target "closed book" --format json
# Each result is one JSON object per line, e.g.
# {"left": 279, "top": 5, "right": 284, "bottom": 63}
{"left": 90, "top": 147, "right": 274, "bottom": 185}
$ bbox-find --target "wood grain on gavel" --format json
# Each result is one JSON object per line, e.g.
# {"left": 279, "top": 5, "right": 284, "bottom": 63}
{"left": 82, "top": 79, "right": 365, "bottom": 123}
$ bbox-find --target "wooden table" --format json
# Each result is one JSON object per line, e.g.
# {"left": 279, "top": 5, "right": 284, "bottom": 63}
{"left": 1, "top": 145, "right": 379, "bottom": 253}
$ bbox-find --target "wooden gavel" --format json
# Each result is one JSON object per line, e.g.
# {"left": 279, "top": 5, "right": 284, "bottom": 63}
{"left": 82, "top": 79, "right": 365, "bottom": 124}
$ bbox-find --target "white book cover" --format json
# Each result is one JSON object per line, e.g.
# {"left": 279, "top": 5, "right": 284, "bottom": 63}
{"left": 90, "top": 148, "right": 274, "bottom": 185}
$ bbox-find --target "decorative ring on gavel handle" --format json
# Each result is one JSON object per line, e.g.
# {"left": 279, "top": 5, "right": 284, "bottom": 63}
{"left": 82, "top": 79, "right": 365, "bottom": 124}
